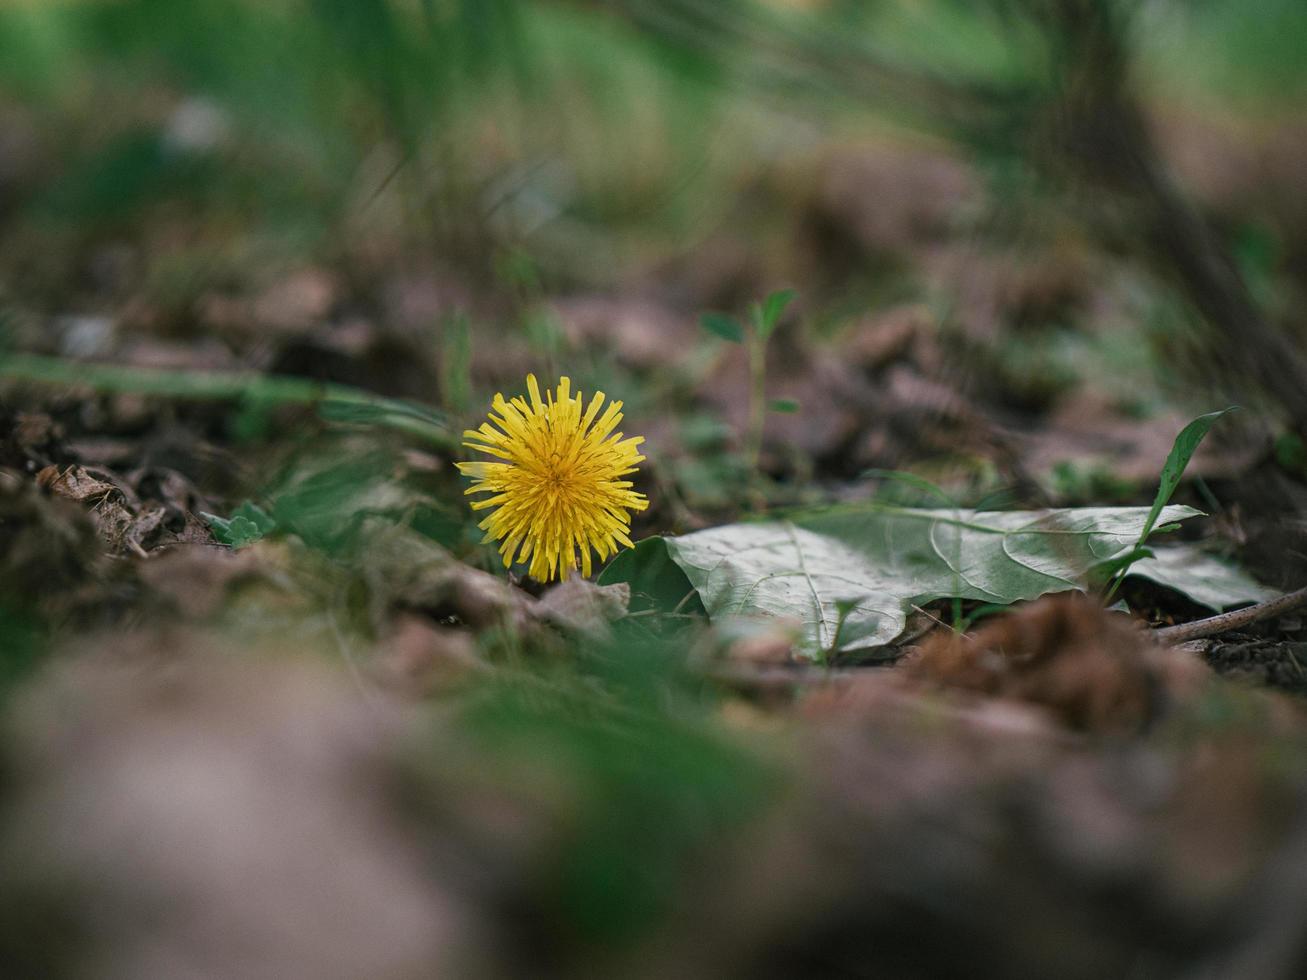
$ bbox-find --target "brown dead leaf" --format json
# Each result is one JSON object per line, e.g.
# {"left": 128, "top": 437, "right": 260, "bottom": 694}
{"left": 850, "top": 363, "right": 1012, "bottom": 470}
{"left": 353, "top": 519, "right": 534, "bottom": 634}
{"left": 374, "top": 613, "right": 488, "bottom": 697}
{"left": 199, "top": 267, "right": 337, "bottom": 337}
{"left": 552, "top": 296, "right": 699, "bottom": 371}
{"left": 841, "top": 303, "right": 942, "bottom": 374}
{"left": 533, "top": 578, "right": 630, "bottom": 638}
{"left": 137, "top": 544, "right": 271, "bottom": 619}
{"left": 37, "top": 463, "right": 122, "bottom": 506}
{"left": 37, "top": 463, "right": 172, "bottom": 556}
{"left": 722, "top": 624, "right": 798, "bottom": 667}
{"left": 813, "top": 141, "right": 977, "bottom": 255}
{"left": 13, "top": 412, "right": 59, "bottom": 452}
{"left": 2, "top": 410, "right": 65, "bottom": 475}
{"left": 906, "top": 593, "right": 1186, "bottom": 734}
{"left": 0, "top": 478, "right": 101, "bottom": 606}
{"left": 1022, "top": 390, "right": 1268, "bottom": 489}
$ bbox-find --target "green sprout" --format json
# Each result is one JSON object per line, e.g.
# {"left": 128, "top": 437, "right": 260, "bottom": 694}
{"left": 699, "top": 288, "right": 798, "bottom": 479}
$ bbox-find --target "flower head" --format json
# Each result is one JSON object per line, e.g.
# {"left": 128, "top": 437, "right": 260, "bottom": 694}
{"left": 457, "top": 375, "right": 648, "bottom": 583}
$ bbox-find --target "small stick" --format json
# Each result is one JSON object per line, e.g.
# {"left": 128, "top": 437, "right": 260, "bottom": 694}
{"left": 1154, "top": 585, "right": 1307, "bottom": 644}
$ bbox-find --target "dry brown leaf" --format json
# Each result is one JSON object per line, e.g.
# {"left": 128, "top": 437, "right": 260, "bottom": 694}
{"left": 906, "top": 593, "right": 1189, "bottom": 734}
{"left": 136, "top": 544, "right": 271, "bottom": 619}
{"left": 532, "top": 578, "right": 630, "bottom": 638}
{"left": 374, "top": 613, "right": 488, "bottom": 697}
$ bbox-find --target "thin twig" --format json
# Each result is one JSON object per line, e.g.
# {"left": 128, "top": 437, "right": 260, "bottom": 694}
{"left": 1155, "top": 586, "right": 1307, "bottom": 644}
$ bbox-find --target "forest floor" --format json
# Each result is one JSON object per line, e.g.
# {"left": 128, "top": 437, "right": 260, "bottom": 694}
{"left": 5, "top": 76, "right": 1307, "bottom": 979}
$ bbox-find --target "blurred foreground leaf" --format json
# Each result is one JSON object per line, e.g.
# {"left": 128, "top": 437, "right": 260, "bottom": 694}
{"left": 0, "top": 354, "right": 454, "bottom": 449}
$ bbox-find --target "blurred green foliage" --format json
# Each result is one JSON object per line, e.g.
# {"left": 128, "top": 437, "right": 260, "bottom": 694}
{"left": 2, "top": 0, "right": 1303, "bottom": 284}
{"left": 457, "top": 621, "right": 776, "bottom": 950}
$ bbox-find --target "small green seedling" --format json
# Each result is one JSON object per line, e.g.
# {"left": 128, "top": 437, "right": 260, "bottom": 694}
{"left": 1101, "top": 407, "right": 1235, "bottom": 602}
{"left": 699, "top": 288, "right": 798, "bottom": 474}
{"left": 202, "top": 501, "right": 277, "bottom": 550}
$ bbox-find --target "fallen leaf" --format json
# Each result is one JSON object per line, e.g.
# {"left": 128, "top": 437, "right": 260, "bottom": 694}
{"left": 602, "top": 504, "right": 1202, "bottom": 656}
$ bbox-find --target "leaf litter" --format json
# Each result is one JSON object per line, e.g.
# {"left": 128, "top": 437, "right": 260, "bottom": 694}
{"left": 3, "top": 9, "right": 1307, "bottom": 974}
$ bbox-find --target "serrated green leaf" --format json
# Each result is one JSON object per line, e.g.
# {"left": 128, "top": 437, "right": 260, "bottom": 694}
{"left": 201, "top": 502, "right": 276, "bottom": 549}
{"left": 699, "top": 312, "right": 744, "bottom": 343}
{"left": 231, "top": 501, "right": 276, "bottom": 534}
{"left": 605, "top": 504, "right": 1202, "bottom": 657}
{"left": 226, "top": 516, "right": 263, "bottom": 548}
{"left": 198, "top": 509, "right": 265, "bottom": 548}
{"left": 200, "top": 512, "right": 233, "bottom": 537}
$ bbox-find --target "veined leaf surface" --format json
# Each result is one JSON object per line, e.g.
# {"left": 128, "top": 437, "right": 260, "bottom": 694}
{"left": 603, "top": 504, "right": 1205, "bottom": 656}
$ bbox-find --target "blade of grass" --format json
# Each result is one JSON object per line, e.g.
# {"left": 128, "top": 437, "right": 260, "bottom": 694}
{"left": 0, "top": 353, "right": 456, "bottom": 449}
{"left": 1103, "top": 407, "right": 1234, "bottom": 601}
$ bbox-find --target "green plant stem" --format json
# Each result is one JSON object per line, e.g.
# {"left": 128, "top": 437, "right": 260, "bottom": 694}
{"left": 745, "top": 329, "right": 766, "bottom": 474}
{"left": 1102, "top": 569, "right": 1127, "bottom": 605}
{"left": 0, "top": 352, "right": 457, "bottom": 449}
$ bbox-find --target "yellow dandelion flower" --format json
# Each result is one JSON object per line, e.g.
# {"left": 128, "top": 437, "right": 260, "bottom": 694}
{"left": 457, "top": 374, "right": 649, "bottom": 583}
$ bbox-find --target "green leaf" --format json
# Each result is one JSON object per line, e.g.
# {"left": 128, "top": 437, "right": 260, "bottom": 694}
{"left": 863, "top": 469, "right": 957, "bottom": 508}
{"left": 1138, "top": 408, "right": 1235, "bottom": 544}
{"left": 0, "top": 353, "right": 456, "bottom": 449}
{"left": 605, "top": 504, "right": 1202, "bottom": 658}
{"left": 268, "top": 454, "right": 417, "bottom": 552}
{"left": 598, "top": 537, "right": 704, "bottom": 619}
{"left": 316, "top": 397, "right": 447, "bottom": 429}
{"left": 1105, "top": 407, "right": 1233, "bottom": 596}
{"left": 768, "top": 398, "right": 800, "bottom": 414}
{"left": 201, "top": 501, "right": 276, "bottom": 549}
{"left": 756, "top": 288, "right": 796, "bottom": 339}
{"left": 1127, "top": 544, "right": 1277, "bottom": 610}
{"left": 234, "top": 501, "right": 277, "bottom": 532}
{"left": 699, "top": 312, "right": 744, "bottom": 344}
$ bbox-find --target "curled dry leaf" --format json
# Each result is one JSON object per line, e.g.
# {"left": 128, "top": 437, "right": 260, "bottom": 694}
{"left": 352, "top": 519, "right": 534, "bottom": 634}
{"left": 37, "top": 463, "right": 170, "bottom": 556}
{"left": 36, "top": 463, "right": 125, "bottom": 506}
{"left": 906, "top": 593, "right": 1211, "bottom": 734}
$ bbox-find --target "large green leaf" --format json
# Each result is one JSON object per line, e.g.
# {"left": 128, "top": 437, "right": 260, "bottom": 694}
{"left": 1128, "top": 544, "right": 1277, "bottom": 611}
{"left": 602, "top": 504, "right": 1203, "bottom": 657}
